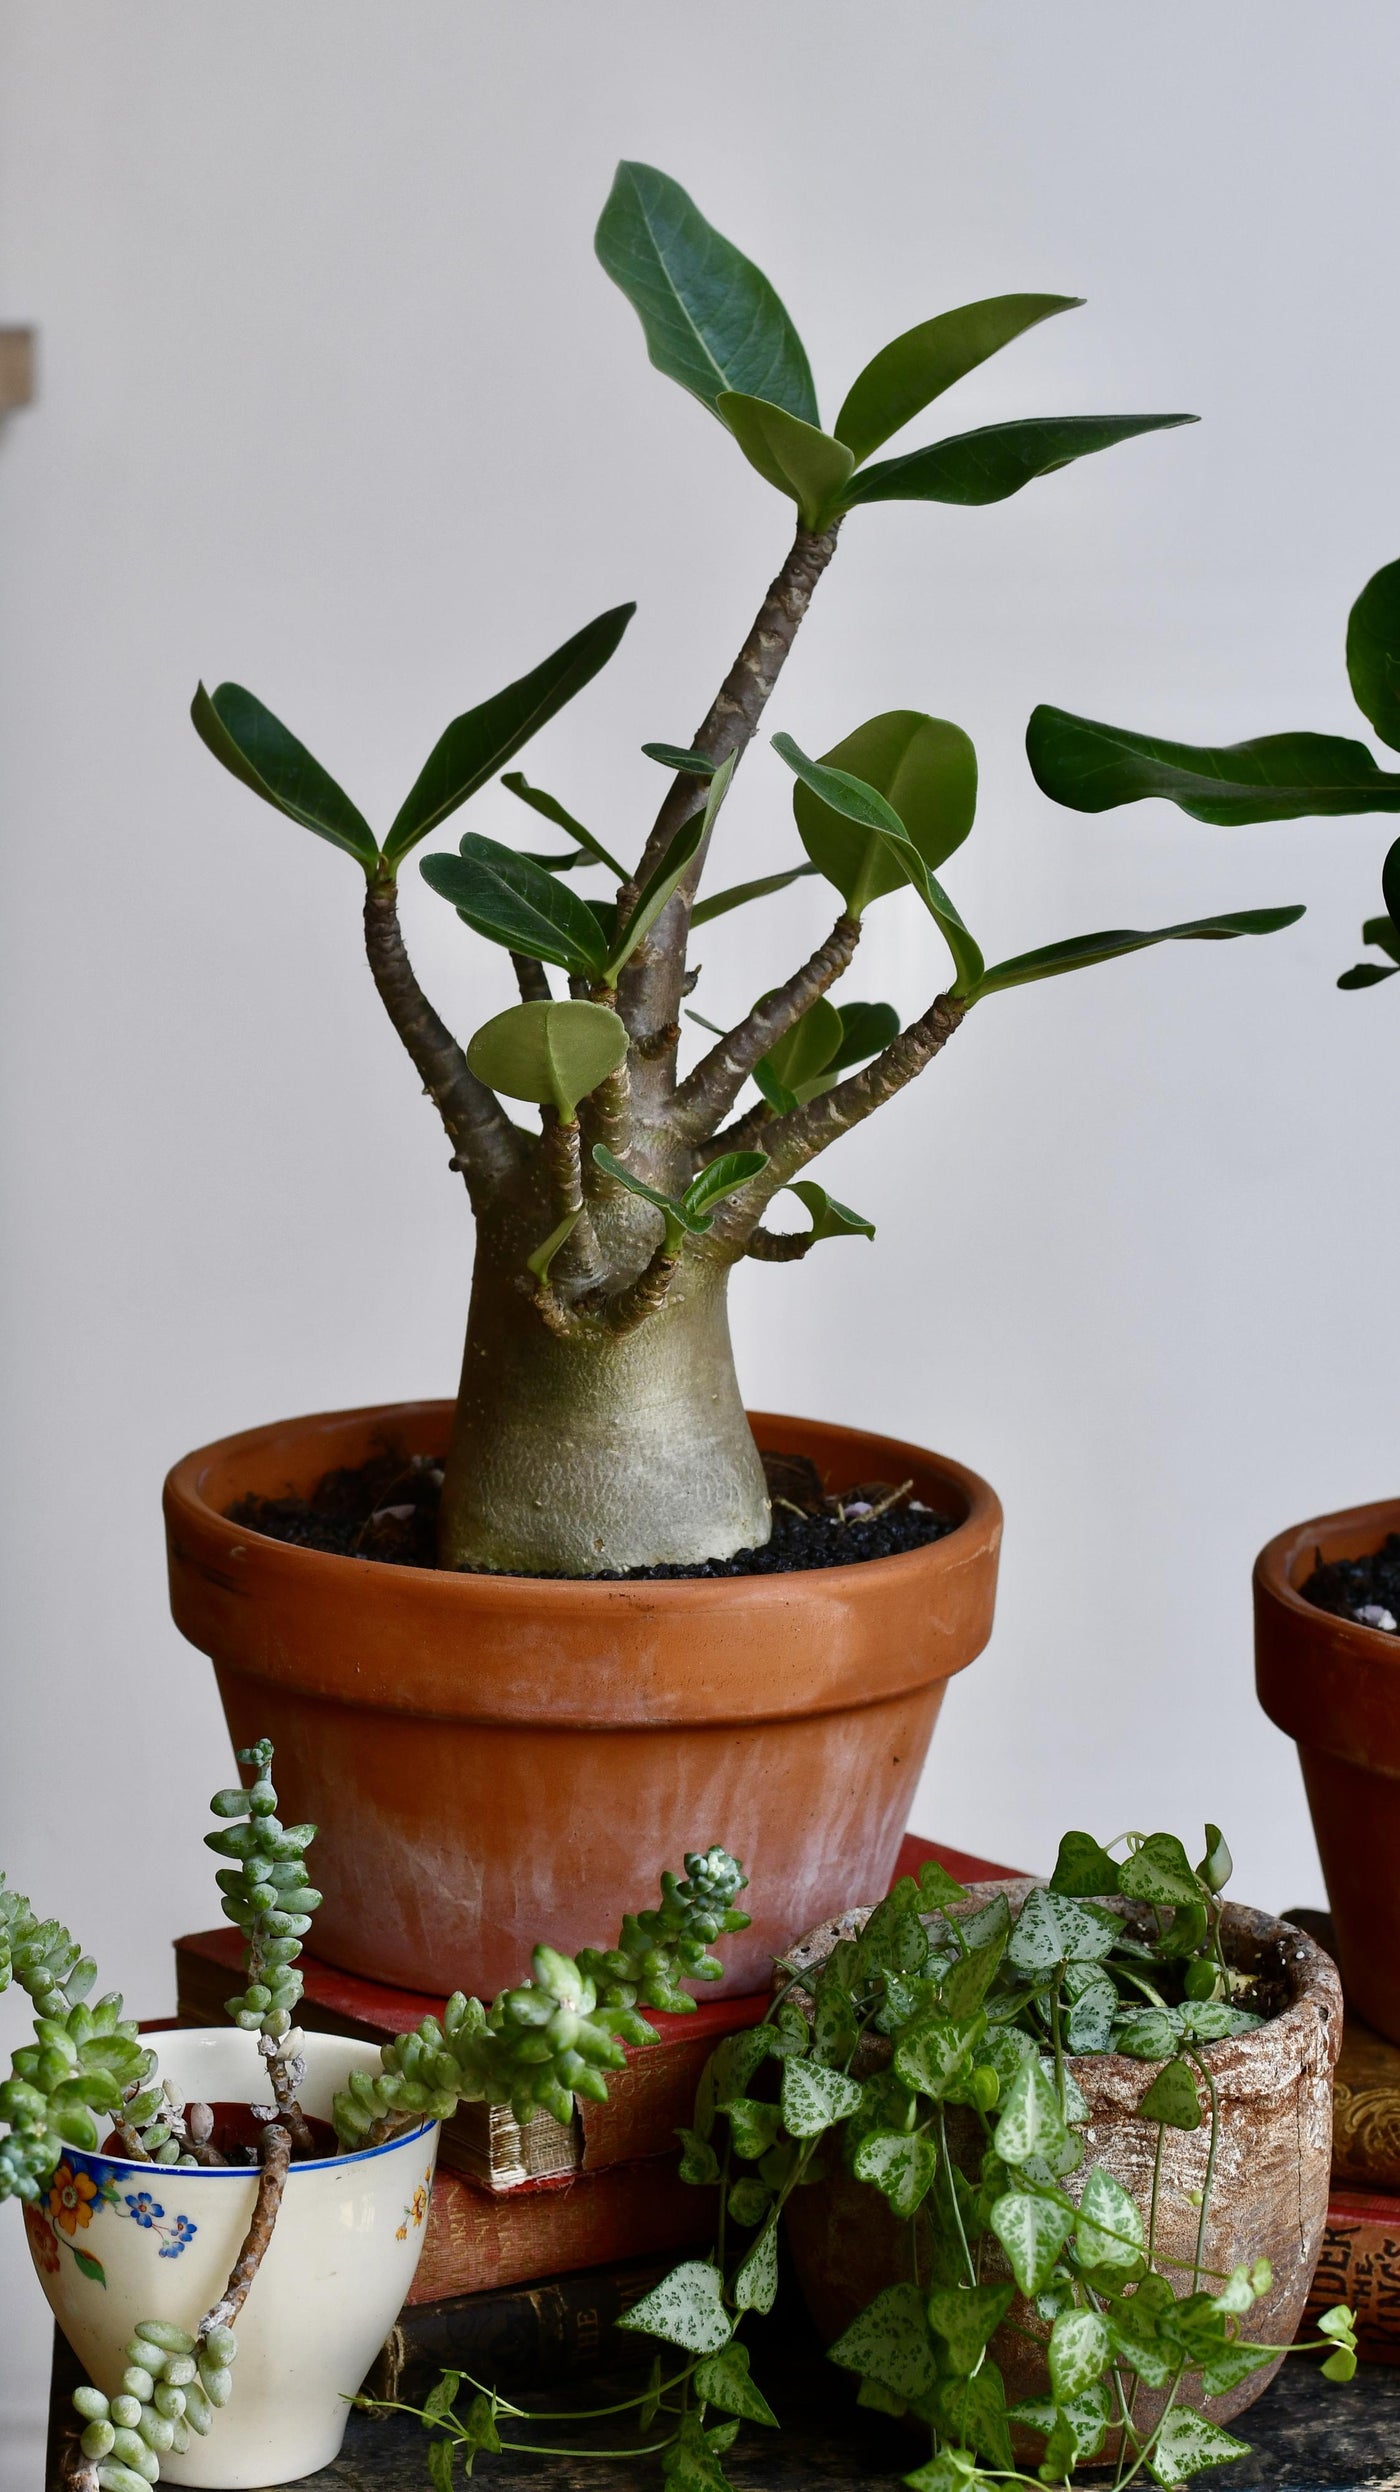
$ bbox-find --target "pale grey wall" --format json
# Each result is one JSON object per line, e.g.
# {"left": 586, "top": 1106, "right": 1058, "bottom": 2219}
{"left": 3, "top": 0, "right": 1396, "bottom": 2463}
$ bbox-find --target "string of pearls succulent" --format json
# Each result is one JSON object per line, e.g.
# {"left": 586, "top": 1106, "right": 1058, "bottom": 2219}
{"left": 71, "top": 2318, "right": 238, "bottom": 2487}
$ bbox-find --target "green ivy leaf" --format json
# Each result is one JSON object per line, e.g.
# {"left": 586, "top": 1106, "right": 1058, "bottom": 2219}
{"left": 1007, "top": 2383, "right": 1109, "bottom": 2468}
{"left": 834, "top": 293, "right": 1083, "bottom": 466}
{"left": 1027, "top": 703, "right": 1400, "bottom": 826}
{"left": 789, "top": 711, "right": 978, "bottom": 907}
{"left": 1135, "top": 2058, "right": 1204, "bottom": 2131}
{"left": 725, "top": 2097, "right": 783, "bottom": 2161}
{"left": 694, "top": 2340, "right": 778, "bottom": 2426}
{"left": 596, "top": 162, "right": 817, "bottom": 425}
{"left": 1147, "top": 2408, "right": 1251, "bottom": 2484}
{"left": 619, "top": 2260, "right": 732, "bottom": 2353}
{"left": 1076, "top": 2167, "right": 1145, "bottom": 2272}
{"left": 851, "top": 2125, "right": 939, "bottom": 2220}
{"left": 465, "top": 998, "right": 627, "bottom": 1119}
{"left": 926, "top": 2282, "right": 1014, "bottom": 2376}
{"left": 780, "top": 2057, "right": 862, "bottom": 2139}
{"left": 930, "top": 2363, "right": 1013, "bottom": 2471}
{"left": 715, "top": 393, "right": 854, "bottom": 530}
{"left": 893, "top": 2014, "right": 979, "bottom": 2103}
{"left": 843, "top": 413, "right": 1196, "bottom": 510}
{"left": 191, "top": 682, "right": 378, "bottom": 869}
{"left": 385, "top": 605, "right": 635, "bottom": 865}
{"left": 1115, "top": 2008, "right": 1181, "bottom": 2061}
{"left": 726, "top": 2176, "right": 772, "bottom": 2227}
{"left": 732, "top": 2222, "right": 779, "bottom": 2313}
{"left": 1118, "top": 1834, "right": 1201, "bottom": 1910}
{"left": 427, "top": 2437, "right": 456, "bottom": 2492}
{"left": 812, "top": 1967, "right": 861, "bottom": 2068}
{"left": 940, "top": 1930, "right": 1009, "bottom": 2021}
{"left": 988, "top": 2188, "right": 1075, "bottom": 2296}
{"left": 828, "top": 2281, "right": 939, "bottom": 2401}
{"left": 1199, "top": 2340, "right": 1283, "bottom": 2397}
{"left": 423, "top": 835, "right": 611, "bottom": 977}
{"left": 675, "top": 2126, "right": 721, "bottom": 2186}
{"left": 994, "top": 2059, "right": 1071, "bottom": 2168}
{"left": 1064, "top": 1977, "right": 1118, "bottom": 2055}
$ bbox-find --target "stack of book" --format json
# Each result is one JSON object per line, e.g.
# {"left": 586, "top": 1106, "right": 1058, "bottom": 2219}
{"left": 174, "top": 1833, "right": 1013, "bottom": 2398}
{"left": 1294, "top": 1910, "right": 1400, "bottom": 2363}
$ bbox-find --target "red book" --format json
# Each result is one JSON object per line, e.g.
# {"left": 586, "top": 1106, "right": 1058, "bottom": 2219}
{"left": 173, "top": 1835, "right": 1020, "bottom": 2196}
{"left": 1304, "top": 2187, "right": 1400, "bottom": 2363}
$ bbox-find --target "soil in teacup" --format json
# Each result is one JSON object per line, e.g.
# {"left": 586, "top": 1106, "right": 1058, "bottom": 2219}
{"left": 101, "top": 2102, "right": 341, "bottom": 2165}
{"left": 227, "top": 1444, "right": 956, "bottom": 1580}
{"left": 1304, "top": 1532, "right": 1400, "bottom": 1637}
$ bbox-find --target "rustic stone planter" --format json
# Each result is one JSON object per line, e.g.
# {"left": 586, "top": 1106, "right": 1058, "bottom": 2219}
{"left": 164, "top": 1400, "right": 1001, "bottom": 2001}
{"left": 783, "top": 1882, "right": 1341, "bottom": 2455}
{"left": 1254, "top": 1493, "right": 1400, "bottom": 2046}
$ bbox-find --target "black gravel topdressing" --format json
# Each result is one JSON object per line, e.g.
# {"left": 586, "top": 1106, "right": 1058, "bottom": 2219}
{"left": 1303, "top": 1531, "right": 1400, "bottom": 1637}
{"left": 227, "top": 1445, "right": 957, "bottom": 1580}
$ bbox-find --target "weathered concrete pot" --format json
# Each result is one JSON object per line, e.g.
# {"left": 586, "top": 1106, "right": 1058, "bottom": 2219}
{"left": 783, "top": 1882, "right": 1341, "bottom": 2454}
{"left": 1255, "top": 1494, "right": 1400, "bottom": 2046}
{"left": 164, "top": 1400, "right": 1001, "bottom": 2000}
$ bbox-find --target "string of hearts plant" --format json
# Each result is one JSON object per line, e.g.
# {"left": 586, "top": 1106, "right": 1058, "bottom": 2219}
{"left": 189, "top": 158, "right": 1304, "bottom": 1577}
{"left": 0, "top": 1739, "right": 749, "bottom": 2492}
{"left": 369, "top": 1836, "right": 1356, "bottom": 2492}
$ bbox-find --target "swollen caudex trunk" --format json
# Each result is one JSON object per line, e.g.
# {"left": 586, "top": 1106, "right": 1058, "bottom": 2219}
{"left": 438, "top": 1215, "right": 770, "bottom": 1576}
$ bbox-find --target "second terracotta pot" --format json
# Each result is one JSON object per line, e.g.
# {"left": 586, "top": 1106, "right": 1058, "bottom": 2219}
{"left": 1255, "top": 1492, "right": 1400, "bottom": 2045}
{"left": 164, "top": 1401, "right": 1001, "bottom": 2000}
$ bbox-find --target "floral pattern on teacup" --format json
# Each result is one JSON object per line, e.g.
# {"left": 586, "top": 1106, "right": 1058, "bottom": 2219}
{"left": 28, "top": 2154, "right": 198, "bottom": 2286}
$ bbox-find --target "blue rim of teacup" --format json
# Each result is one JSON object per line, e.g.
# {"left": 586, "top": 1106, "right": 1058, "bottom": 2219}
{"left": 85, "top": 2116, "right": 438, "bottom": 2177}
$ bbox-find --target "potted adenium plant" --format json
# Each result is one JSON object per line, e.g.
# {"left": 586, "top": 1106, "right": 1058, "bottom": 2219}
{"left": 1026, "top": 556, "right": 1400, "bottom": 2046}
{"left": 4, "top": 1739, "right": 748, "bottom": 2488}
{"left": 164, "top": 161, "right": 1303, "bottom": 2000}
{"left": 368, "top": 1832, "right": 1357, "bottom": 2491}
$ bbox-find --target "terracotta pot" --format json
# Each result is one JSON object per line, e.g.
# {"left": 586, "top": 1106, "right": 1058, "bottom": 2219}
{"left": 164, "top": 1401, "right": 1001, "bottom": 2000}
{"left": 1255, "top": 1493, "right": 1400, "bottom": 2045}
{"left": 783, "top": 1883, "right": 1341, "bottom": 2455}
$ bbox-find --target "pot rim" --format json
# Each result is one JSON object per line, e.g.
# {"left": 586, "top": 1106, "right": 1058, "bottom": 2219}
{"left": 83, "top": 2029, "right": 434, "bottom": 2178}
{"left": 164, "top": 1398, "right": 1003, "bottom": 1607}
{"left": 1254, "top": 1491, "right": 1400, "bottom": 1653}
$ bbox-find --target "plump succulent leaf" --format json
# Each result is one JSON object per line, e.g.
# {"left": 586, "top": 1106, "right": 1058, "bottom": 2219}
{"left": 841, "top": 412, "right": 1196, "bottom": 510}
{"left": 191, "top": 684, "right": 378, "bottom": 869}
{"left": 596, "top": 162, "right": 817, "bottom": 426}
{"left": 383, "top": 604, "right": 635, "bottom": 866}
{"left": 834, "top": 292, "right": 1083, "bottom": 466}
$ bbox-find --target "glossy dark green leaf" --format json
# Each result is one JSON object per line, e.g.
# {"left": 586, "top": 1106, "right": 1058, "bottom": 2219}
{"left": 641, "top": 744, "right": 719, "bottom": 776}
{"left": 759, "top": 995, "right": 843, "bottom": 1098}
{"left": 191, "top": 682, "right": 378, "bottom": 869}
{"left": 1361, "top": 915, "right": 1400, "bottom": 961}
{"left": 1384, "top": 838, "right": 1400, "bottom": 929}
{"left": 842, "top": 413, "right": 1195, "bottom": 511}
{"left": 1346, "top": 558, "right": 1400, "bottom": 753}
{"left": 595, "top": 162, "right": 816, "bottom": 424}
{"left": 824, "top": 1000, "right": 901, "bottom": 1076}
{"left": 684, "top": 1150, "right": 770, "bottom": 1220}
{"left": 834, "top": 293, "right": 1083, "bottom": 466}
{"left": 790, "top": 711, "right": 978, "bottom": 907}
{"left": 383, "top": 604, "right": 635, "bottom": 865}
{"left": 465, "top": 999, "right": 627, "bottom": 1119}
{"left": 975, "top": 906, "right": 1304, "bottom": 996}
{"left": 785, "top": 1180, "right": 876, "bottom": 1244}
{"left": 501, "top": 772, "right": 626, "bottom": 878}
{"left": 1339, "top": 959, "right": 1400, "bottom": 988}
{"left": 1027, "top": 703, "right": 1400, "bottom": 826}
{"left": 422, "top": 835, "right": 611, "bottom": 976}
{"left": 716, "top": 393, "right": 854, "bottom": 530}
{"left": 690, "top": 861, "right": 818, "bottom": 927}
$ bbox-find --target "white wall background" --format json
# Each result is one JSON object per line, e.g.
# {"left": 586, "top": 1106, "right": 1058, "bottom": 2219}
{"left": 3, "top": 0, "right": 1398, "bottom": 2468}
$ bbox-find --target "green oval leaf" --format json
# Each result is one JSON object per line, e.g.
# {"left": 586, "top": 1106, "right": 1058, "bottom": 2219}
{"left": 1339, "top": 959, "right": 1400, "bottom": 988}
{"left": 1027, "top": 703, "right": 1400, "bottom": 825}
{"left": 191, "top": 683, "right": 378, "bottom": 869}
{"left": 759, "top": 995, "right": 844, "bottom": 1096}
{"left": 841, "top": 413, "right": 1196, "bottom": 511}
{"left": 384, "top": 604, "right": 635, "bottom": 866}
{"left": 975, "top": 906, "right": 1305, "bottom": 997}
{"left": 716, "top": 393, "right": 854, "bottom": 530}
{"left": 835, "top": 293, "right": 1083, "bottom": 466}
{"left": 684, "top": 1150, "right": 769, "bottom": 1221}
{"left": 1347, "top": 559, "right": 1400, "bottom": 754}
{"left": 423, "top": 835, "right": 611, "bottom": 976}
{"left": 596, "top": 162, "right": 816, "bottom": 425}
{"left": 465, "top": 998, "right": 627, "bottom": 1119}
{"left": 690, "top": 861, "right": 817, "bottom": 927}
{"left": 786, "top": 1181, "right": 875, "bottom": 1244}
{"left": 777, "top": 726, "right": 984, "bottom": 993}
{"left": 825, "top": 1000, "right": 901, "bottom": 1075}
{"left": 789, "top": 711, "right": 978, "bottom": 907}
{"left": 641, "top": 743, "right": 719, "bottom": 776}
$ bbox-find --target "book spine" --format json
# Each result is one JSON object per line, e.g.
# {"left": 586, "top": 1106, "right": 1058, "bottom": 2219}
{"left": 1304, "top": 2197, "right": 1400, "bottom": 2361}
{"left": 365, "top": 2256, "right": 679, "bottom": 2403}
{"left": 408, "top": 2158, "right": 715, "bottom": 2307}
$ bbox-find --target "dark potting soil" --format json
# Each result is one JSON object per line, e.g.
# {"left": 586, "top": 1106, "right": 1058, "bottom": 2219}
{"left": 102, "top": 2101, "right": 340, "bottom": 2166}
{"left": 1302, "top": 1531, "right": 1400, "bottom": 1637}
{"left": 227, "top": 1444, "right": 956, "bottom": 1580}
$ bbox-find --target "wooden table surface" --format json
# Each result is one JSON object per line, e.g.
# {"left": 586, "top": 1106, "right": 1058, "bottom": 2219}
{"left": 44, "top": 2310, "right": 1400, "bottom": 2492}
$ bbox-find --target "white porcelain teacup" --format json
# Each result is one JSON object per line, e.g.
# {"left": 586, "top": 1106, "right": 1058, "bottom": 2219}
{"left": 24, "top": 2027, "right": 438, "bottom": 2487}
